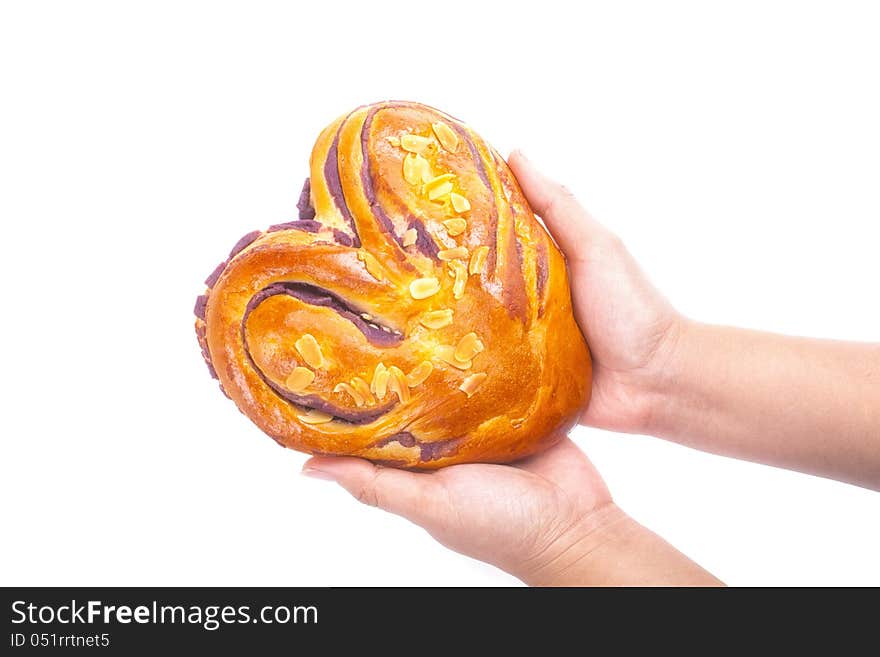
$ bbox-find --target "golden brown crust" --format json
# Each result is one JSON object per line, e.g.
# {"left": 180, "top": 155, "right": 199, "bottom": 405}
{"left": 194, "top": 101, "right": 591, "bottom": 468}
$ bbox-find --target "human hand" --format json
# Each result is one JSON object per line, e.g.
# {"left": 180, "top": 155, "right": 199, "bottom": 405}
{"left": 301, "top": 152, "right": 726, "bottom": 586}
{"left": 304, "top": 438, "right": 611, "bottom": 581}
{"left": 509, "top": 153, "right": 880, "bottom": 489}
{"left": 303, "top": 438, "right": 720, "bottom": 585}
{"left": 507, "top": 151, "right": 683, "bottom": 434}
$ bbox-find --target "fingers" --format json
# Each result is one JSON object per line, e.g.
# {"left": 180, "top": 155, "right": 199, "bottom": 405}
{"left": 302, "top": 456, "right": 444, "bottom": 527}
{"left": 507, "top": 150, "right": 608, "bottom": 262}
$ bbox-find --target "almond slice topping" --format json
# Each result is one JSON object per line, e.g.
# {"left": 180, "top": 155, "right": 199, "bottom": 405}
{"left": 427, "top": 180, "right": 454, "bottom": 201}
{"left": 285, "top": 366, "right": 315, "bottom": 392}
{"left": 405, "top": 361, "right": 434, "bottom": 387}
{"left": 373, "top": 369, "right": 390, "bottom": 400}
{"left": 454, "top": 332, "right": 485, "bottom": 362}
{"left": 469, "top": 245, "right": 489, "bottom": 275}
{"left": 298, "top": 409, "right": 334, "bottom": 424}
{"left": 419, "top": 308, "right": 454, "bottom": 329}
{"left": 431, "top": 121, "right": 459, "bottom": 152}
{"left": 459, "top": 372, "right": 487, "bottom": 398}
{"left": 350, "top": 376, "right": 374, "bottom": 404}
{"left": 357, "top": 250, "right": 384, "bottom": 281}
{"left": 400, "top": 134, "right": 432, "bottom": 154}
{"left": 438, "top": 246, "right": 469, "bottom": 261}
{"left": 387, "top": 135, "right": 401, "bottom": 147}
{"left": 387, "top": 365, "right": 411, "bottom": 403}
{"left": 443, "top": 218, "right": 467, "bottom": 236}
{"left": 371, "top": 362, "right": 390, "bottom": 400}
{"left": 409, "top": 277, "right": 441, "bottom": 299}
{"left": 402, "top": 227, "right": 418, "bottom": 247}
{"left": 424, "top": 173, "right": 456, "bottom": 192}
{"left": 415, "top": 154, "right": 433, "bottom": 183}
{"left": 449, "top": 260, "right": 468, "bottom": 299}
{"left": 449, "top": 192, "right": 471, "bottom": 213}
{"left": 435, "top": 345, "right": 472, "bottom": 370}
{"left": 334, "top": 382, "right": 365, "bottom": 407}
{"left": 403, "top": 153, "right": 421, "bottom": 185}
{"left": 295, "top": 334, "right": 324, "bottom": 369}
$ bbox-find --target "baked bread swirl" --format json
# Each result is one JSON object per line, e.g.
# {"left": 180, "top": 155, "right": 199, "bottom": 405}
{"left": 194, "top": 101, "right": 590, "bottom": 468}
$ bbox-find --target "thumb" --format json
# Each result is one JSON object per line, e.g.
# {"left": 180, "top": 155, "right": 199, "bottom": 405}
{"left": 507, "top": 150, "right": 609, "bottom": 262}
{"left": 302, "top": 456, "right": 445, "bottom": 527}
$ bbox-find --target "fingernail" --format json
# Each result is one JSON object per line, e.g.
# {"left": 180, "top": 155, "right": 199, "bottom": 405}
{"left": 301, "top": 467, "right": 338, "bottom": 482}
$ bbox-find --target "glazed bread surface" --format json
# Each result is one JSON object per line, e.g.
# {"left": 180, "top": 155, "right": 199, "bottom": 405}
{"left": 194, "top": 101, "right": 590, "bottom": 468}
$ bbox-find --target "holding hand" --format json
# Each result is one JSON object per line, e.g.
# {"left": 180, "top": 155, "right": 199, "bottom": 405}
{"left": 303, "top": 438, "right": 720, "bottom": 586}
{"left": 507, "top": 151, "right": 682, "bottom": 435}
{"left": 302, "top": 154, "right": 721, "bottom": 586}
{"left": 302, "top": 151, "right": 879, "bottom": 585}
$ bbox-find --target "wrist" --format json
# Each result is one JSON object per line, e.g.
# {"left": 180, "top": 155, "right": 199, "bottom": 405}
{"left": 639, "top": 317, "right": 716, "bottom": 439}
{"left": 629, "top": 313, "right": 695, "bottom": 437}
{"left": 511, "top": 503, "right": 635, "bottom": 586}
{"left": 513, "top": 502, "right": 723, "bottom": 587}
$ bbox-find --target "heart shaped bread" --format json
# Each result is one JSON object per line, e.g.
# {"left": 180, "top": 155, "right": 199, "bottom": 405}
{"left": 194, "top": 101, "right": 590, "bottom": 468}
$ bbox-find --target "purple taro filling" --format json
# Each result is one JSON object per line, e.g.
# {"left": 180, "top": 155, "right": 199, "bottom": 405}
{"left": 228, "top": 230, "right": 262, "bottom": 258}
{"left": 360, "top": 109, "right": 402, "bottom": 241}
{"left": 456, "top": 123, "right": 492, "bottom": 189}
{"left": 373, "top": 432, "right": 461, "bottom": 462}
{"left": 324, "top": 132, "right": 361, "bottom": 247}
{"left": 297, "top": 177, "right": 316, "bottom": 221}
{"left": 408, "top": 220, "right": 439, "bottom": 258}
{"left": 205, "top": 359, "right": 218, "bottom": 380}
{"left": 535, "top": 239, "right": 549, "bottom": 316}
{"left": 240, "top": 281, "right": 404, "bottom": 424}
{"left": 360, "top": 109, "right": 439, "bottom": 259}
{"left": 332, "top": 228, "right": 354, "bottom": 247}
{"left": 449, "top": 118, "right": 498, "bottom": 268}
{"left": 375, "top": 432, "right": 417, "bottom": 448}
{"left": 267, "top": 219, "right": 323, "bottom": 233}
{"left": 268, "top": 180, "right": 331, "bottom": 236}
{"left": 194, "top": 294, "right": 208, "bottom": 320}
{"left": 246, "top": 282, "right": 403, "bottom": 347}
{"left": 419, "top": 438, "right": 461, "bottom": 462}
{"left": 204, "top": 261, "right": 227, "bottom": 287}
{"left": 256, "top": 379, "right": 393, "bottom": 424}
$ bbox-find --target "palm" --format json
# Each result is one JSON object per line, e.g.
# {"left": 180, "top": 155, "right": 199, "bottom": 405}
{"left": 421, "top": 439, "right": 610, "bottom": 574}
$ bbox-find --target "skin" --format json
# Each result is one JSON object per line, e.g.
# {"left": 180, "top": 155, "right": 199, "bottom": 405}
{"left": 302, "top": 150, "right": 880, "bottom": 586}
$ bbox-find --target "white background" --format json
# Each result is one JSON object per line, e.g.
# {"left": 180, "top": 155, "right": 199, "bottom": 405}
{"left": 1, "top": 1, "right": 878, "bottom": 586}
